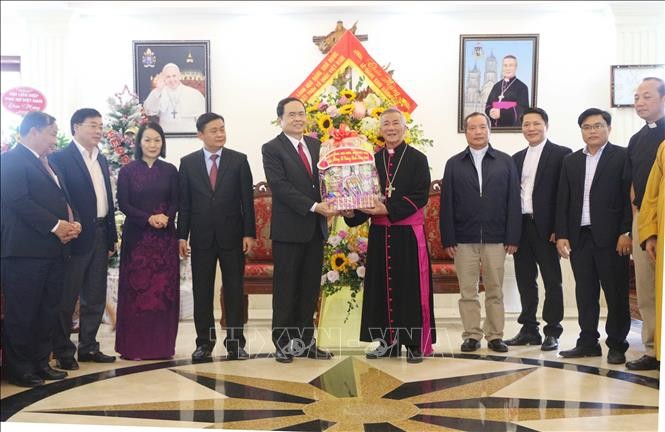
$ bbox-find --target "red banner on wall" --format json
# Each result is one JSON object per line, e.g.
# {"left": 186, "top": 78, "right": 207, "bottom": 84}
{"left": 2, "top": 86, "right": 47, "bottom": 115}
{"left": 291, "top": 31, "right": 417, "bottom": 113}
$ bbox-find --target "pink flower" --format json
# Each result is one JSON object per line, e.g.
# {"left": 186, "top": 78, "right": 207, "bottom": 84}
{"left": 326, "top": 105, "right": 339, "bottom": 118}
{"left": 338, "top": 230, "right": 347, "bottom": 238}
{"left": 352, "top": 101, "right": 366, "bottom": 120}
{"left": 318, "top": 102, "right": 329, "bottom": 111}
{"left": 356, "top": 266, "right": 366, "bottom": 278}
{"left": 327, "top": 270, "right": 340, "bottom": 283}
{"left": 307, "top": 132, "right": 319, "bottom": 139}
{"left": 338, "top": 96, "right": 348, "bottom": 105}
{"left": 356, "top": 238, "right": 368, "bottom": 253}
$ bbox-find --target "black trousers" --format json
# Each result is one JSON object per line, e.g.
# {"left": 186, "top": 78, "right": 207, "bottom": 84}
{"left": 2, "top": 256, "right": 63, "bottom": 377}
{"left": 271, "top": 234, "right": 324, "bottom": 352}
{"left": 53, "top": 224, "right": 109, "bottom": 358}
{"left": 569, "top": 228, "right": 630, "bottom": 352}
{"left": 513, "top": 217, "right": 564, "bottom": 337}
{"left": 191, "top": 243, "right": 246, "bottom": 350}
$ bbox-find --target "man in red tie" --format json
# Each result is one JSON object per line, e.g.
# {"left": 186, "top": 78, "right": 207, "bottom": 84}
{"left": 177, "top": 112, "right": 256, "bottom": 361}
{"left": 262, "top": 97, "right": 337, "bottom": 363}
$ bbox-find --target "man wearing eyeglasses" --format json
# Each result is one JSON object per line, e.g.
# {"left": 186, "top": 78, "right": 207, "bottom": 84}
{"left": 49, "top": 108, "right": 118, "bottom": 370}
{"left": 555, "top": 108, "right": 632, "bottom": 365}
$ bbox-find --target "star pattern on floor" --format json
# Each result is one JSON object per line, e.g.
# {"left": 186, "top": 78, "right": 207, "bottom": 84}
{"left": 33, "top": 356, "right": 658, "bottom": 431}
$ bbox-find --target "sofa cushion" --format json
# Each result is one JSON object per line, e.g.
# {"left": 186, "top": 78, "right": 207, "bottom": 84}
{"left": 247, "top": 194, "right": 272, "bottom": 261}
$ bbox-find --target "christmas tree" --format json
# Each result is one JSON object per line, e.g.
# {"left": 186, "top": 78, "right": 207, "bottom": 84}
{"left": 100, "top": 85, "right": 147, "bottom": 173}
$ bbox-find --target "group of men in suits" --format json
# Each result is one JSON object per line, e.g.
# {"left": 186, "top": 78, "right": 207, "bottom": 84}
{"left": 2, "top": 79, "right": 661, "bottom": 385}
{"left": 179, "top": 99, "right": 336, "bottom": 364}
{"left": 1, "top": 109, "right": 118, "bottom": 388}
{"left": 502, "top": 78, "right": 663, "bottom": 370}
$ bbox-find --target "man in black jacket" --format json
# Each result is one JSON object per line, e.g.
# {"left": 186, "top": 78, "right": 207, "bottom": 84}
{"left": 262, "top": 97, "right": 336, "bottom": 363}
{"left": 178, "top": 112, "right": 256, "bottom": 361}
{"left": 505, "top": 108, "right": 571, "bottom": 352}
{"left": 440, "top": 112, "right": 521, "bottom": 353}
{"left": 49, "top": 108, "right": 118, "bottom": 370}
{"left": 555, "top": 108, "right": 632, "bottom": 365}
{"left": 1, "top": 111, "right": 80, "bottom": 386}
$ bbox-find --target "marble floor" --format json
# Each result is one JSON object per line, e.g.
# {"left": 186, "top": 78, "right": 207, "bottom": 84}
{"left": 0, "top": 316, "right": 660, "bottom": 432}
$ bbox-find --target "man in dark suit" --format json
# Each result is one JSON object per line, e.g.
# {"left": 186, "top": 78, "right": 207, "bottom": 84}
{"left": 262, "top": 97, "right": 336, "bottom": 363}
{"left": 177, "top": 112, "right": 256, "bottom": 361}
{"left": 1, "top": 111, "right": 81, "bottom": 387}
{"left": 506, "top": 108, "right": 571, "bottom": 351}
{"left": 555, "top": 108, "right": 632, "bottom": 365}
{"left": 49, "top": 108, "right": 118, "bottom": 370}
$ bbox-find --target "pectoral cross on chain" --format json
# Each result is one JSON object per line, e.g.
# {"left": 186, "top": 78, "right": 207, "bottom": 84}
{"left": 386, "top": 184, "right": 395, "bottom": 198}
{"left": 171, "top": 109, "right": 178, "bottom": 119}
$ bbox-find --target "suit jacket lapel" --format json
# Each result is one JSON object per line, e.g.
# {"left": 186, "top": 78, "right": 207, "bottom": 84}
{"left": 215, "top": 150, "right": 229, "bottom": 192}
{"left": 305, "top": 137, "right": 318, "bottom": 178}
{"left": 69, "top": 142, "right": 95, "bottom": 191}
{"left": 20, "top": 145, "right": 60, "bottom": 188}
{"left": 96, "top": 153, "right": 113, "bottom": 209}
{"left": 196, "top": 149, "right": 213, "bottom": 193}
{"left": 591, "top": 143, "right": 615, "bottom": 189}
{"left": 279, "top": 133, "right": 312, "bottom": 179}
{"left": 534, "top": 141, "right": 553, "bottom": 189}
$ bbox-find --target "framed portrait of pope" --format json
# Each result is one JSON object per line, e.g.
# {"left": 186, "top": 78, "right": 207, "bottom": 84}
{"left": 133, "top": 40, "right": 211, "bottom": 137}
{"left": 458, "top": 34, "right": 539, "bottom": 133}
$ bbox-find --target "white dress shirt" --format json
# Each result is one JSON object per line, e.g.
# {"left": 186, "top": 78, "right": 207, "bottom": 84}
{"left": 469, "top": 145, "right": 488, "bottom": 194}
{"left": 520, "top": 139, "right": 546, "bottom": 214}
{"left": 74, "top": 140, "right": 108, "bottom": 218}
{"left": 580, "top": 142, "right": 608, "bottom": 226}
{"left": 285, "top": 133, "right": 317, "bottom": 212}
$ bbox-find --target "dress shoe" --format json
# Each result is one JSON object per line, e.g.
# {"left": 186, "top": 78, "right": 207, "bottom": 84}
{"left": 191, "top": 346, "right": 213, "bottom": 362}
{"left": 406, "top": 347, "right": 423, "bottom": 364}
{"left": 9, "top": 372, "right": 44, "bottom": 388}
{"left": 607, "top": 349, "right": 626, "bottom": 365}
{"left": 559, "top": 344, "right": 602, "bottom": 358}
{"left": 274, "top": 349, "right": 293, "bottom": 363}
{"left": 366, "top": 344, "right": 401, "bottom": 359}
{"left": 78, "top": 351, "right": 116, "bottom": 363}
{"left": 625, "top": 355, "right": 660, "bottom": 371}
{"left": 541, "top": 336, "right": 559, "bottom": 351}
{"left": 504, "top": 332, "right": 542, "bottom": 346}
{"left": 36, "top": 366, "right": 68, "bottom": 380}
{"left": 487, "top": 339, "right": 509, "bottom": 353}
{"left": 226, "top": 347, "right": 249, "bottom": 360}
{"left": 297, "top": 345, "right": 333, "bottom": 359}
{"left": 56, "top": 357, "right": 80, "bottom": 370}
{"left": 460, "top": 338, "right": 481, "bottom": 352}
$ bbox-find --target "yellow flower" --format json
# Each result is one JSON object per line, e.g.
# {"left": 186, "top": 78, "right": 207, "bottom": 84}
{"left": 338, "top": 103, "right": 354, "bottom": 115}
{"left": 321, "top": 133, "right": 330, "bottom": 143}
{"left": 331, "top": 253, "right": 349, "bottom": 271}
{"left": 404, "top": 129, "right": 413, "bottom": 144}
{"left": 317, "top": 114, "right": 333, "bottom": 131}
{"left": 403, "top": 111, "right": 412, "bottom": 123}
{"left": 371, "top": 107, "right": 385, "bottom": 118}
{"left": 340, "top": 89, "right": 356, "bottom": 102}
{"left": 307, "top": 105, "right": 319, "bottom": 113}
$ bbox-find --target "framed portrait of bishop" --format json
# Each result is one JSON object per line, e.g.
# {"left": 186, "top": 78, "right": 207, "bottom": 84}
{"left": 133, "top": 40, "right": 211, "bottom": 137}
{"left": 458, "top": 34, "right": 539, "bottom": 133}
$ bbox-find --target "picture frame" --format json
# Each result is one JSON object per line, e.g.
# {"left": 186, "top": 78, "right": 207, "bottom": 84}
{"left": 133, "top": 40, "right": 210, "bottom": 137}
{"left": 610, "top": 64, "right": 665, "bottom": 107}
{"left": 458, "top": 34, "right": 539, "bottom": 133}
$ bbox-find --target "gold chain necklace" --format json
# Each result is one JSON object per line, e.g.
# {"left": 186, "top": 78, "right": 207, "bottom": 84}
{"left": 382, "top": 145, "right": 408, "bottom": 198}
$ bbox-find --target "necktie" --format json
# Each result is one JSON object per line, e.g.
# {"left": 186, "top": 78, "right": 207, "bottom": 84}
{"left": 298, "top": 142, "right": 313, "bottom": 178}
{"left": 209, "top": 154, "right": 219, "bottom": 190}
{"left": 41, "top": 155, "right": 74, "bottom": 222}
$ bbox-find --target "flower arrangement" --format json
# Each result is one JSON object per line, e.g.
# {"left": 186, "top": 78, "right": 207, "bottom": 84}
{"left": 303, "top": 69, "right": 433, "bottom": 153}
{"left": 320, "top": 222, "right": 369, "bottom": 322}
